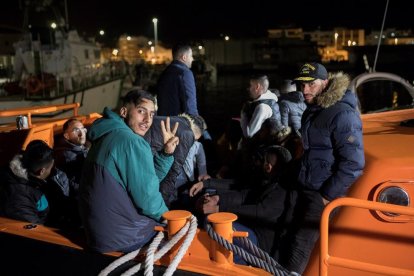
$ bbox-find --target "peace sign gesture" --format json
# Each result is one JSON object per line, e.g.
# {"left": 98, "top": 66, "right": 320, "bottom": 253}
{"left": 161, "top": 117, "right": 179, "bottom": 155}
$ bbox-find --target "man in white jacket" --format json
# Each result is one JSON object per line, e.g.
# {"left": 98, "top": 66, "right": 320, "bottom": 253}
{"left": 240, "top": 74, "right": 286, "bottom": 140}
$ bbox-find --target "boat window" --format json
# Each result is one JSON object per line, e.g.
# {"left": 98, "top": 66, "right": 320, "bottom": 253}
{"left": 357, "top": 80, "right": 413, "bottom": 114}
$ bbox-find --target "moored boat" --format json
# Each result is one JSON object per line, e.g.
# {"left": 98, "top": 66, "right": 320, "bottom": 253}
{"left": 0, "top": 1, "right": 126, "bottom": 125}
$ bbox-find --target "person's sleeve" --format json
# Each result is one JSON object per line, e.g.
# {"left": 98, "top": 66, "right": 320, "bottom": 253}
{"left": 217, "top": 190, "right": 247, "bottom": 212}
{"left": 182, "top": 70, "right": 199, "bottom": 115}
{"left": 240, "top": 111, "right": 249, "bottom": 138}
{"left": 124, "top": 139, "right": 169, "bottom": 221}
{"left": 321, "top": 111, "right": 365, "bottom": 200}
{"left": 153, "top": 151, "right": 174, "bottom": 182}
{"left": 220, "top": 186, "right": 287, "bottom": 224}
{"left": 279, "top": 101, "right": 290, "bottom": 127}
{"left": 202, "top": 178, "right": 235, "bottom": 191}
{"left": 49, "top": 168, "right": 70, "bottom": 197}
{"left": 195, "top": 142, "right": 208, "bottom": 176}
{"left": 244, "top": 104, "right": 272, "bottom": 138}
{"left": 11, "top": 193, "right": 47, "bottom": 224}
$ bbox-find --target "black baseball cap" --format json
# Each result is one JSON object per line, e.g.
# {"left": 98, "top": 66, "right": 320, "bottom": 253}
{"left": 294, "top": 62, "right": 328, "bottom": 82}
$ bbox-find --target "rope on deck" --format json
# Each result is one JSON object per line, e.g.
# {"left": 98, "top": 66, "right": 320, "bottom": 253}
{"left": 98, "top": 215, "right": 198, "bottom": 276}
{"left": 205, "top": 223, "right": 297, "bottom": 276}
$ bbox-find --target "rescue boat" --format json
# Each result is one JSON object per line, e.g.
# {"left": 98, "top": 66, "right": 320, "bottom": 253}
{"left": 0, "top": 72, "right": 413, "bottom": 275}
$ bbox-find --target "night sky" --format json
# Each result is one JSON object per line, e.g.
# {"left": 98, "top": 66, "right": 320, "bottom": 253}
{"left": 2, "top": 0, "right": 413, "bottom": 46}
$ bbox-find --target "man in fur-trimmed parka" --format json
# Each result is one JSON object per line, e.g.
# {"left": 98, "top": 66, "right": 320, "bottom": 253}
{"left": 278, "top": 63, "right": 365, "bottom": 274}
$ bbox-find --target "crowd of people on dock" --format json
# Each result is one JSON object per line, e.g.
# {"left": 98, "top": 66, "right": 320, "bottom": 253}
{"left": 0, "top": 43, "right": 365, "bottom": 275}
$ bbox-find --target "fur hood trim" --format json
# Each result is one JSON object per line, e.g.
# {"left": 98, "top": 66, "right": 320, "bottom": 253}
{"left": 178, "top": 113, "right": 197, "bottom": 132}
{"left": 9, "top": 154, "right": 28, "bottom": 180}
{"left": 316, "top": 72, "right": 350, "bottom": 108}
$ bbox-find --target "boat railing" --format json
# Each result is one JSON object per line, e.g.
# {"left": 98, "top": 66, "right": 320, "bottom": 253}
{"left": 320, "top": 197, "right": 414, "bottom": 276}
{"left": 25, "top": 69, "right": 126, "bottom": 101}
{"left": 1, "top": 61, "right": 127, "bottom": 100}
{"left": 0, "top": 102, "right": 80, "bottom": 128}
{"left": 0, "top": 103, "right": 101, "bottom": 167}
{"left": 0, "top": 210, "right": 273, "bottom": 276}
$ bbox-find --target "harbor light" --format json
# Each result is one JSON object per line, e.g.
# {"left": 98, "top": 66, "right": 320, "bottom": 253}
{"left": 152, "top": 17, "right": 158, "bottom": 57}
{"left": 334, "top": 32, "right": 339, "bottom": 49}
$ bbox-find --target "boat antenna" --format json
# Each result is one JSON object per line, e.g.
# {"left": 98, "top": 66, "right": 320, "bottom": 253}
{"left": 373, "top": 0, "right": 389, "bottom": 72}
{"left": 64, "top": 0, "right": 69, "bottom": 30}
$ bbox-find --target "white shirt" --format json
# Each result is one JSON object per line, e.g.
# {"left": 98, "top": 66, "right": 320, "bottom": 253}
{"left": 240, "top": 90, "right": 278, "bottom": 138}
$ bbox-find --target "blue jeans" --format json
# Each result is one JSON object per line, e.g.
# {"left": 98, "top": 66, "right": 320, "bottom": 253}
{"left": 278, "top": 190, "right": 325, "bottom": 274}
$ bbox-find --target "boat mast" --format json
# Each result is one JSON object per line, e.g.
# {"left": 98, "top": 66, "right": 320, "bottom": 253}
{"left": 64, "top": 0, "right": 69, "bottom": 30}
{"left": 372, "top": 0, "right": 389, "bottom": 72}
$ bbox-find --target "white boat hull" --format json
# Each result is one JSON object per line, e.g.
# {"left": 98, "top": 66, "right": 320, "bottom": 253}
{"left": 0, "top": 78, "right": 123, "bottom": 124}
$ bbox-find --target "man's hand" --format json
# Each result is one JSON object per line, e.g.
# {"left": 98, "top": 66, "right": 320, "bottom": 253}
{"left": 195, "top": 194, "right": 219, "bottom": 214}
{"left": 198, "top": 174, "right": 211, "bottom": 182}
{"left": 189, "top": 181, "right": 204, "bottom": 197}
{"left": 202, "top": 194, "right": 220, "bottom": 214}
{"left": 161, "top": 117, "right": 179, "bottom": 154}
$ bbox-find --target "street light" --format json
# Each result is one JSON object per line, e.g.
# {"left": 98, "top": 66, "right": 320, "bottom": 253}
{"left": 50, "top": 22, "right": 57, "bottom": 46}
{"left": 334, "top": 32, "right": 339, "bottom": 50}
{"left": 152, "top": 18, "right": 158, "bottom": 54}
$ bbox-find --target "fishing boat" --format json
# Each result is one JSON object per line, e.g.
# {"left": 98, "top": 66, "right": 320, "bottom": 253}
{"left": 0, "top": 1, "right": 126, "bottom": 125}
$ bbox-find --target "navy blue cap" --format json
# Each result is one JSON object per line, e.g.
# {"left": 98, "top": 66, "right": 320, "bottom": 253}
{"left": 294, "top": 62, "right": 328, "bottom": 82}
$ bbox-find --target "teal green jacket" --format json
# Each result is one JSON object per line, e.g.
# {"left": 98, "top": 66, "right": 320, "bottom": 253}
{"left": 79, "top": 107, "right": 172, "bottom": 253}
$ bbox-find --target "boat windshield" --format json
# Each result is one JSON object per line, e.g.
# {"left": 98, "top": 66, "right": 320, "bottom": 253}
{"left": 350, "top": 72, "right": 414, "bottom": 114}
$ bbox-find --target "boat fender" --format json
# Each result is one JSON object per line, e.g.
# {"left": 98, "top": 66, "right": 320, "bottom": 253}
{"left": 26, "top": 76, "right": 42, "bottom": 94}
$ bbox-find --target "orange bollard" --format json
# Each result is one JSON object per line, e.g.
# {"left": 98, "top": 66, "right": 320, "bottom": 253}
{"left": 207, "top": 212, "right": 248, "bottom": 265}
{"left": 159, "top": 210, "right": 192, "bottom": 263}
{"left": 163, "top": 210, "right": 192, "bottom": 237}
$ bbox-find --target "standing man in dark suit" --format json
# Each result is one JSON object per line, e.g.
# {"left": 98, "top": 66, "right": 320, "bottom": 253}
{"left": 156, "top": 43, "right": 198, "bottom": 116}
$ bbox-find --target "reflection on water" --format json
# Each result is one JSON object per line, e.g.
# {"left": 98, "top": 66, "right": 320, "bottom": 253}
{"left": 197, "top": 73, "right": 251, "bottom": 139}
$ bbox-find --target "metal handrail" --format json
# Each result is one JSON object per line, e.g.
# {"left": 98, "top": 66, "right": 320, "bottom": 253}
{"left": 320, "top": 197, "right": 414, "bottom": 276}
{"left": 0, "top": 103, "right": 80, "bottom": 127}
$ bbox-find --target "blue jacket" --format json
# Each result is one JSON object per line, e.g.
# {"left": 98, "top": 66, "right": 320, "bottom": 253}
{"left": 144, "top": 116, "right": 195, "bottom": 206}
{"left": 156, "top": 60, "right": 199, "bottom": 116}
{"left": 79, "top": 108, "right": 172, "bottom": 253}
{"left": 54, "top": 138, "right": 88, "bottom": 194}
{"left": 279, "top": 91, "right": 306, "bottom": 131}
{"left": 298, "top": 72, "right": 365, "bottom": 200}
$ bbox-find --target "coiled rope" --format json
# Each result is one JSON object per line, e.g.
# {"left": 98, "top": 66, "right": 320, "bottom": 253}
{"left": 205, "top": 223, "right": 296, "bottom": 276}
{"left": 98, "top": 215, "right": 197, "bottom": 276}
